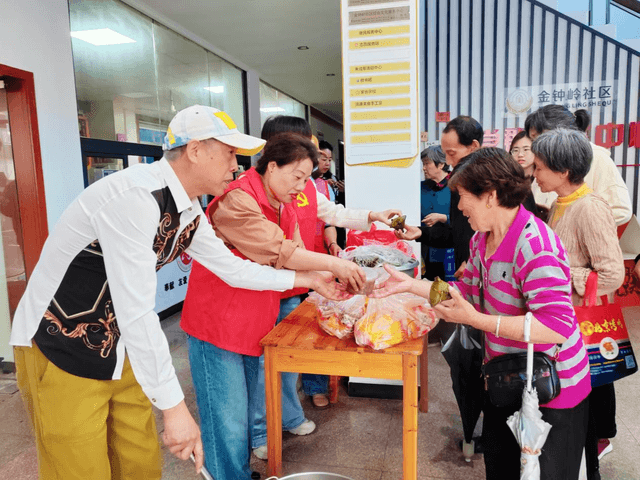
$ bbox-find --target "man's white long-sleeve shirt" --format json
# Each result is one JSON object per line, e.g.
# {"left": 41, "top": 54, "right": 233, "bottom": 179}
{"left": 10, "top": 158, "right": 294, "bottom": 410}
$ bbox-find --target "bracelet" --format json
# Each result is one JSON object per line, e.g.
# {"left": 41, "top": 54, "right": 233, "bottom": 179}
{"left": 495, "top": 315, "right": 502, "bottom": 338}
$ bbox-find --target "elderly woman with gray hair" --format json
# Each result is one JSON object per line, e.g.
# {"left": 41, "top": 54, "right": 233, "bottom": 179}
{"left": 532, "top": 128, "right": 625, "bottom": 480}
{"left": 419, "top": 146, "right": 455, "bottom": 282}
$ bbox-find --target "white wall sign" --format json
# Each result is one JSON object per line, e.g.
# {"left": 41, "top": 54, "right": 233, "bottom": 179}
{"left": 341, "top": 0, "right": 419, "bottom": 166}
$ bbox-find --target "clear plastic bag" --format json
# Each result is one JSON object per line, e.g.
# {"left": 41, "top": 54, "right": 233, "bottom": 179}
{"left": 353, "top": 294, "right": 439, "bottom": 350}
{"left": 305, "top": 292, "right": 364, "bottom": 339}
{"left": 340, "top": 244, "right": 414, "bottom": 269}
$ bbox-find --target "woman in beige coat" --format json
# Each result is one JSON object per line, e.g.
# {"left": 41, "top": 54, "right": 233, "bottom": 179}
{"left": 532, "top": 128, "right": 625, "bottom": 480}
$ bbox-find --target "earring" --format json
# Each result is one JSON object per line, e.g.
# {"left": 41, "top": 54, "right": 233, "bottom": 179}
{"left": 486, "top": 204, "right": 491, "bottom": 209}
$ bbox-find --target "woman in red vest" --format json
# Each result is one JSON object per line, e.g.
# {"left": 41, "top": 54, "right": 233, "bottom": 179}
{"left": 180, "top": 133, "right": 365, "bottom": 480}
{"left": 250, "top": 117, "right": 402, "bottom": 461}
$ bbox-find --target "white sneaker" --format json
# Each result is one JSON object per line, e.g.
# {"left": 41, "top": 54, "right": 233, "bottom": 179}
{"left": 252, "top": 445, "right": 268, "bottom": 460}
{"left": 287, "top": 418, "right": 316, "bottom": 436}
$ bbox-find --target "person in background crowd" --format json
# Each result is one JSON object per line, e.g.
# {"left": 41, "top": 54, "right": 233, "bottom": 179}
{"left": 419, "top": 145, "right": 455, "bottom": 345}
{"left": 574, "top": 108, "right": 592, "bottom": 135}
{"left": 525, "top": 104, "right": 632, "bottom": 227}
{"left": 510, "top": 130, "right": 535, "bottom": 177}
{"left": 180, "top": 133, "right": 366, "bottom": 480}
{"left": 396, "top": 116, "right": 483, "bottom": 448}
{"left": 375, "top": 147, "right": 592, "bottom": 480}
{"left": 510, "top": 130, "right": 550, "bottom": 221}
{"left": 419, "top": 145, "right": 454, "bottom": 281}
{"left": 316, "top": 140, "right": 344, "bottom": 254}
{"left": 10, "top": 105, "right": 342, "bottom": 479}
{"left": 249, "top": 116, "right": 402, "bottom": 460}
{"left": 396, "top": 115, "right": 483, "bottom": 278}
{"left": 312, "top": 140, "right": 340, "bottom": 256}
{"left": 319, "top": 140, "right": 344, "bottom": 203}
{"left": 532, "top": 128, "right": 625, "bottom": 480}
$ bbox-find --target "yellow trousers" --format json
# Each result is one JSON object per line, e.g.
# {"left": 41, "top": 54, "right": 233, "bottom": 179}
{"left": 14, "top": 344, "right": 162, "bottom": 480}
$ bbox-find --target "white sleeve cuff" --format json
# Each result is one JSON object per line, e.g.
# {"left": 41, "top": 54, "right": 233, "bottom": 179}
{"left": 143, "top": 374, "right": 185, "bottom": 411}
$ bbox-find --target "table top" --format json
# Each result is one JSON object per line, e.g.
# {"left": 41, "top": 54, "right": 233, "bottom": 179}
{"left": 260, "top": 300, "right": 424, "bottom": 356}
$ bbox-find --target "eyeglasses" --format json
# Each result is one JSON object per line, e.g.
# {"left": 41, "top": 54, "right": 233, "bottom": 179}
{"left": 511, "top": 147, "right": 531, "bottom": 155}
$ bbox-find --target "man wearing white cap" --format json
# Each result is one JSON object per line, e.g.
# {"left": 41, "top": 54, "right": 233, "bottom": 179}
{"left": 10, "top": 105, "right": 345, "bottom": 479}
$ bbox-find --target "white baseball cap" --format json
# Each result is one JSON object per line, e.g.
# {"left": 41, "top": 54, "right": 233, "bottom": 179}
{"left": 163, "top": 105, "right": 266, "bottom": 156}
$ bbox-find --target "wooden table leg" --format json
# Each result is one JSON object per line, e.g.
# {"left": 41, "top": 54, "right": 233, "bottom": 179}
{"left": 402, "top": 354, "right": 419, "bottom": 480}
{"left": 328, "top": 375, "right": 340, "bottom": 403}
{"left": 419, "top": 335, "right": 429, "bottom": 412}
{"left": 264, "top": 346, "right": 283, "bottom": 477}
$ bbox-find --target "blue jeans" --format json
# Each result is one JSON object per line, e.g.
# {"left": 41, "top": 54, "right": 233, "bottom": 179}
{"left": 188, "top": 336, "right": 259, "bottom": 480}
{"left": 302, "top": 373, "right": 329, "bottom": 396}
{"left": 250, "top": 295, "right": 307, "bottom": 449}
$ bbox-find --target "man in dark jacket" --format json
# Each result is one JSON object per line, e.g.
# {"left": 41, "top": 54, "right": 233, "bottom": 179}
{"left": 397, "top": 115, "right": 483, "bottom": 277}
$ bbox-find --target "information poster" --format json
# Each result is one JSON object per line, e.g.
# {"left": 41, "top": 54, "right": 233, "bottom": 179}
{"left": 341, "top": 0, "right": 419, "bottom": 166}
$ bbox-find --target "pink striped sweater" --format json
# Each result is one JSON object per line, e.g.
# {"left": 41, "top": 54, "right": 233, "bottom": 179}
{"left": 455, "top": 205, "right": 591, "bottom": 409}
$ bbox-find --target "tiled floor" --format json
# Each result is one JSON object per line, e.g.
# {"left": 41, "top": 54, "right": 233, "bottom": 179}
{"left": 2, "top": 307, "right": 640, "bottom": 480}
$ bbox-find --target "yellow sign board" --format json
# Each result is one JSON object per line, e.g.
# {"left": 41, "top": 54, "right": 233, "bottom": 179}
{"left": 348, "top": 25, "right": 410, "bottom": 38}
{"left": 350, "top": 85, "right": 411, "bottom": 97}
{"left": 349, "top": 37, "right": 410, "bottom": 50}
{"left": 352, "top": 133, "right": 412, "bottom": 144}
{"left": 350, "top": 73, "right": 411, "bottom": 86}
{"left": 350, "top": 98, "right": 411, "bottom": 109}
{"left": 351, "top": 109, "right": 411, "bottom": 121}
{"left": 351, "top": 121, "right": 411, "bottom": 133}
{"left": 350, "top": 61, "right": 410, "bottom": 74}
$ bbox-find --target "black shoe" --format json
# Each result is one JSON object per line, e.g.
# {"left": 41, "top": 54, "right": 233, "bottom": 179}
{"left": 251, "top": 472, "right": 261, "bottom": 479}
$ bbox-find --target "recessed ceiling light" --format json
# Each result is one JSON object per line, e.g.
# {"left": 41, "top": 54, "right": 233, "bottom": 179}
{"left": 260, "top": 107, "right": 286, "bottom": 113}
{"left": 326, "top": 73, "right": 336, "bottom": 77}
{"left": 297, "top": 46, "right": 309, "bottom": 50}
{"left": 70, "top": 28, "right": 136, "bottom": 46}
{"left": 204, "top": 86, "right": 225, "bottom": 93}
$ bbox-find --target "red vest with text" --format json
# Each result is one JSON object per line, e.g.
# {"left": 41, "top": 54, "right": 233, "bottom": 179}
{"left": 282, "top": 179, "right": 319, "bottom": 298}
{"left": 180, "top": 168, "right": 297, "bottom": 356}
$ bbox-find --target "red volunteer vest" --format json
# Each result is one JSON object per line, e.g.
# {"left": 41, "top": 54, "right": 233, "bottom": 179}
{"left": 180, "top": 168, "right": 297, "bottom": 356}
{"left": 282, "top": 179, "right": 319, "bottom": 298}
{"left": 313, "top": 177, "right": 331, "bottom": 253}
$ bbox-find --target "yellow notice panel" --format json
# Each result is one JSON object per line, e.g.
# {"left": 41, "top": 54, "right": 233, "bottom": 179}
{"left": 351, "top": 85, "right": 411, "bottom": 97}
{"left": 352, "top": 133, "right": 411, "bottom": 144}
{"left": 351, "top": 121, "right": 411, "bottom": 132}
{"left": 350, "top": 61, "right": 410, "bottom": 74}
{"left": 351, "top": 97, "right": 410, "bottom": 109}
{"left": 348, "top": 25, "right": 410, "bottom": 38}
{"left": 351, "top": 109, "right": 411, "bottom": 121}
{"left": 350, "top": 73, "right": 410, "bottom": 86}
{"left": 349, "top": 37, "right": 410, "bottom": 50}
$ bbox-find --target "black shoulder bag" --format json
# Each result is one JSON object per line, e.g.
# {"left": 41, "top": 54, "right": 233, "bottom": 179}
{"left": 479, "top": 262, "right": 561, "bottom": 408}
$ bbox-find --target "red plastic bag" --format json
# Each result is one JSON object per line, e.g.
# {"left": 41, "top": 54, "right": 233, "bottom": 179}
{"left": 347, "top": 223, "right": 399, "bottom": 247}
{"left": 576, "top": 272, "right": 638, "bottom": 387}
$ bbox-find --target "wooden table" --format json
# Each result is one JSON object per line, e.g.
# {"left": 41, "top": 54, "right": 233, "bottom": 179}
{"left": 260, "top": 300, "right": 428, "bottom": 480}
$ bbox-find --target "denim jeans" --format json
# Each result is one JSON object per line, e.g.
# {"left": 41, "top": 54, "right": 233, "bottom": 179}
{"left": 250, "top": 295, "right": 307, "bottom": 449}
{"left": 188, "top": 336, "right": 259, "bottom": 480}
{"left": 302, "top": 373, "right": 329, "bottom": 396}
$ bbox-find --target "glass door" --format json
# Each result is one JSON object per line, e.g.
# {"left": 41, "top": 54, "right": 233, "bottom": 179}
{"left": 0, "top": 80, "right": 27, "bottom": 363}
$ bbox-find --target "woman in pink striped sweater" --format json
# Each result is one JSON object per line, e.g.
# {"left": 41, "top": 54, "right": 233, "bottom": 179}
{"left": 375, "top": 147, "right": 591, "bottom": 480}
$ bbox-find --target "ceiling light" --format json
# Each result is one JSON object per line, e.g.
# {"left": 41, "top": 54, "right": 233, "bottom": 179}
{"left": 260, "top": 107, "right": 286, "bottom": 113}
{"left": 204, "top": 86, "right": 225, "bottom": 94}
{"left": 326, "top": 73, "right": 336, "bottom": 77}
{"left": 71, "top": 28, "right": 136, "bottom": 46}
{"left": 297, "top": 46, "right": 309, "bottom": 50}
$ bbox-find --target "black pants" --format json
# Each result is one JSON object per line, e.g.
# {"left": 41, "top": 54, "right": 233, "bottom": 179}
{"left": 482, "top": 395, "right": 589, "bottom": 480}
{"left": 585, "top": 383, "right": 617, "bottom": 480}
